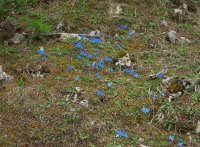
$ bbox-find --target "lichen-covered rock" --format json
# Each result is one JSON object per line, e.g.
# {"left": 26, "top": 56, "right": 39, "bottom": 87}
{"left": 0, "top": 65, "right": 13, "bottom": 81}
{"left": 11, "top": 33, "right": 25, "bottom": 44}
{"left": 166, "top": 30, "right": 177, "bottom": 44}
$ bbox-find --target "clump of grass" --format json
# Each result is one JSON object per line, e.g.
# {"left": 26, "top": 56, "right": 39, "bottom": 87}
{"left": 17, "top": 16, "right": 51, "bottom": 34}
{"left": 0, "top": 45, "right": 21, "bottom": 57}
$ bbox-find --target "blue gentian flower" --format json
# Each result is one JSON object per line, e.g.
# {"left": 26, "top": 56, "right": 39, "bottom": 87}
{"left": 67, "top": 66, "right": 73, "bottom": 71}
{"left": 41, "top": 55, "right": 47, "bottom": 60}
{"left": 177, "top": 142, "right": 184, "bottom": 147}
{"left": 84, "top": 70, "right": 89, "bottom": 74}
{"left": 121, "top": 25, "right": 128, "bottom": 29}
{"left": 86, "top": 63, "right": 91, "bottom": 67}
{"left": 168, "top": 135, "right": 175, "bottom": 142}
{"left": 74, "top": 41, "right": 83, "bottom": 49}
{"left": 97, "top": 90, "right": 103, "bottom": 96}
{"left": 90, "top": 38, "right": 102, "bottom": 44}
{"left": 128, "top": 31, "right": 134, "bottom": 40}
{"left": 75, "top": 77, "right": 81, "bottom": 81}
{"left": 108, "top": 67, "right": 114, "bottom": 72}
{"left": 95, "top": 34, "right": 100, "bottom": 37}
{"left": 130, "top": 69, "right": 135, "bottom": 75}
{"left": 123, "top": 68, "right": 131, "bottom": 73}
{"left": 141, "top": 107, "right": 150, "bottom": 114}
{"left": 133, "top": 73, "right": 140, "bottom": 78}
{"left": 96, "top": 72, "right": 101, "bottom": 79}
{"left": 86, "top": 54, "right": 92, "bottom": 59}
{"left": 150, "top": 95, "right": 156, "bottom": 100}
{"left": 77, "top": 55, "right": 82, "bottom": 60}
{"left": 94, "top": 52, "right": 99, "bottom": 60}
{"left": 156, "top": 73, "right": 165, "bottom": 79}
{"left": 80, "top": 35, "right": 89, "bottom": 41}
{"left": 99, "top": 60, "right": 105, "bottom": 68}
{"left": 115, "top": 43, "right": 122, "bottom": 49}
{"left": 160, "top": 92, "right": 166, "bottom": 97}
{"left": 95, "top": 48, "right": 99, "bottom": 52}
{"left": 105, "top": 57, "right": 113, "bottom": 62}
{"left": 107, "top": 82, "right": 113, "bottom": 87}
{"left": 37, "top": 48, "right": 45, "bottom": 55}
{"left": 116, "top": 131, "right": 128, "bottom": 138}
{"left": 80, "top": 51, "right": 86, "bottom": 56}
{"left": 93, "top": 62, "right": 99, "bottom": 69}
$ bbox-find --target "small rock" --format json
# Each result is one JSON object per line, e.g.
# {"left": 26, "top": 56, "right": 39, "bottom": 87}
{"left": 59, "top": 33, "right": 81, "bottom": 42}
{"left": 109, "top": 3, "right": 122, "bottom": 17}
{"left": 75, "top": 87, "right": 83, "bottom": 92}
{"left": 11, "top": 33, "right": 25, "bottom": 44}
{"left": 166, "top": 30, "right": 177, "bottom": 44}
{"left": 161, "top": 20, "right": 168, "bottom": 27}
{"left": 140, "top": 145, "right": 149, "bottom": 147}
{"left": 174, "top": 9, "right": 183, "bottom": 16}
{"left": 183, "top": 3, "right": 188, "bottom": 11}
{"left": 115, "top": 53, "right": 132, "bottom": 67}
{"left": 89, "top": 30, "right": 100, "bottom": 37}
{"left": 0, "top": 65, "right": 13, "bottom": 81}
{"left": 138, "top": 138, "right": 144, "bottom": 143}
{"left": 178, "top": 37, "right": 191, "bottom": 45}
{"left": 196, "top": 121, "right": 200, "bottom": 134}
{"left": 79, "top": 99, "right": 88, "bottom": 107}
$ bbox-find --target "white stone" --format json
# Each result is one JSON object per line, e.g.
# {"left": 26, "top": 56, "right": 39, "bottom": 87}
{"left": 196, "top": 121, "right": 200, "bottom": 134}
{"left": 161, "top": 20, "right": 168, "bottom": 27}
{"left": 167, "top": 30, "right": 177, "bottom": 44}
{"left": 0, "top": 65, "right": 13, "bottom": 81}
{"left": 59, "top": 33, "right": 81, "bottom": 42}
{"left": 174, "top": 9, "right": 183, "bottom": 15}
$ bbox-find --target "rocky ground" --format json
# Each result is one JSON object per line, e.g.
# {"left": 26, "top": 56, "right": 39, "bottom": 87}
{"left": 0, "top": 0, "right": 200, "bottom": 146}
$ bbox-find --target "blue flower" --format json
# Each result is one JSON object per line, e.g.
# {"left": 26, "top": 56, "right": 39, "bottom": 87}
{"left": 108, "top": 67, "right": 114, "bottom": 72}
{"left": 74, "top": 41, "right": 83, "bottom": 49}
{"left": 105, "top": 57, "right": 113, "bottom": 62}
{"left": 67, "top": 66, "right": 73, "bottom": 71}
{"left": 123, "top": 68, "right": 131, "bottom": 73}
{"left": 95, "top": 48, "right": 99, "bottom": 52}
{"left": 77, "top": 55, "right": 82, "bottom": 60}
{"left": 86, "top": 63, "right": 91, "bottom": 67}
{"left": 121, "top": 25, "right": 128, "bottom": 29}
{"left": 41, "top": 55, "right": 47, "bottom": 60}
{"left": 99, "top": 60, "right": 105, "bottom": 68}
{"left": 95, "top": 34, "right": 100, "bottom": 37}
{"left": 156, "top": 73, "right": 165, "bottom": 79}
{"left": 94, "top": 52, "right": 99, "bottom": 60}
{"left": 168, "top": 135, "right": 175, "bottom": 142}
{"left": 141, "top": 107, "right": 150, "bottom": 114}
{"left": 150, "top": 95, "right": 156, "bottom": 100}
{"left": 133, "top": 73, "right": 140, "bottom": 78}
{"left": 116, "top": 131, "right": 128, "bottom": 138}
{"left": 115, "top": 43, "right": 122, "bottom": 49}
{"left": 80, "top": 35, "right": 89, "bottom": 41}
{"left": 177, "top": 142, "right": 184, "bottom": 147}
{"left": 90, "top": 38, "right": 102, "bottom": 44}
{"left": 130, "top": 69, "right": 135, "bottom": 75}
{"left": 75, "top": 77, "right": 81, "bottom": 81}
{"left": 118, "top": 25, "right": 128, "bottom": 30}
{"left": 160, "top": 92, "right": 166, "bottom": 97}
{"left": 107, "top": 82, "right": 113, "bottom": 87}
{"left": 84, "top": 70, "right": 89, "bottom": 74}
{"left": 128, "top": 31, "right": 134, "bottom": 40}
{"left": 96, "top": 72, "right": 101, "bottom": 79}
{"left": 93, "top": 62, "right": 99, "bottom": 69}
{"left": 97, "top": 90, "right": 103, "bottom": 96}
{"left": 37, "top": 48, "right": 45, "bottom": 55}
